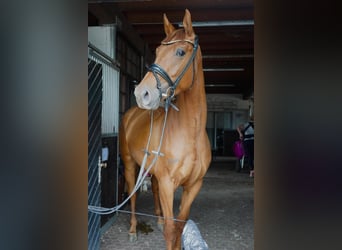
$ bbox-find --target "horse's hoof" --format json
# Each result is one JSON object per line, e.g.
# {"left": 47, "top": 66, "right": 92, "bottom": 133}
{"left": 128, "top": 232, "right": 137, "bottom": 242}
{"left": 157, "top": 222, "right": 164, "bottom": 232}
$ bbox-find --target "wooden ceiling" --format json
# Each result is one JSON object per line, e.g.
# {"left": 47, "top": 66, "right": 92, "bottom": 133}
{"left": 88, "top": 0, "right": 254, "bottom": 99}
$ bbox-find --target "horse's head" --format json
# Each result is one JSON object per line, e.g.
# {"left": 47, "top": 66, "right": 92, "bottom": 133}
{"left": 134, "top": 9, "right": 199, "bottom": 110}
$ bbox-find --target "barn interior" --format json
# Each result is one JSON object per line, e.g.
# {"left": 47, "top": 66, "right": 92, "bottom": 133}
{"left": 87, "top": 0, "right": 254, "bottom": 242}
{"left": 88, "top": 0, "right": 254, "bottom": 158}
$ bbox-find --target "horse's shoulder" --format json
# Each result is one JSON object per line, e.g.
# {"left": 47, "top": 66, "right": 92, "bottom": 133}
{"left": 125, "top": 106, "right": 140, "bottom": 116}
{"left": 121, "top": 106, "right": 140, "bottom": 122}
{"left": 122, "top": 106, "right": 152, "bottom": 131}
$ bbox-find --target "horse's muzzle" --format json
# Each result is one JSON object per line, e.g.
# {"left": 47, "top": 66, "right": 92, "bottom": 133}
{"left": 134, "top": 85, "right": 160, "bottom": 110}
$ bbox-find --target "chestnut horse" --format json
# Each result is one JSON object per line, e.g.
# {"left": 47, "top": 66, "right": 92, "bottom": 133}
{"left": 119, "top": 9, "right": 211, "bottom": 250}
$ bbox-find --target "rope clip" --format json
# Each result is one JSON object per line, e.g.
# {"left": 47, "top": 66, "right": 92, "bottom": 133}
{"left": 151, "top": 150, "right": 164, "bottom": 157}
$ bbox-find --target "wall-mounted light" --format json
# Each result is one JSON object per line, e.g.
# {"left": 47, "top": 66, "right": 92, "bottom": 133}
{"left": 178, "top": 20, "right": 254, "bottom": 27}
{"left": 203, "top": 54, "right": 254, "bottom": 59}
{"left": 206, "top": 84, "right": 235, "bottom": 87}
{"left": 89, "top": 0, "right": 152, "bottom": 3}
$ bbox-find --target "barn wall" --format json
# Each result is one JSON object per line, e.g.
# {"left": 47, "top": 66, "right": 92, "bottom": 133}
{"left": 207, "top": 94, "right": 250, "bottom": 111}
{"left": 88, "top": 26, "right": 122, "bottom": 237}
{"left": 88, "top": 26, "right": 120, "bottom": 135}
{"left": 206, "top": 94, "right": 251, "bottom": 156}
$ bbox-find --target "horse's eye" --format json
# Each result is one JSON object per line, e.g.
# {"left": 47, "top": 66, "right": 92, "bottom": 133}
{"left": 176, "top": 48, "right": 185, "bottom": 57}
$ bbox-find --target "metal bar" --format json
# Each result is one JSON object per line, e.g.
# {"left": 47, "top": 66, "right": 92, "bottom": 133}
{"left": 178, "top": 20, "right": 254, "bottom": 27}
{"left": 88, "top": 42, "right": 120, "bottom": 69}
{"left": 202, "top": 54, "right": 254, "bottom": 59}
{"left": 89, "top": 0, "right": 151, "bottom": 3}
{"left": 203, "top": 68, "right": 244, "bottom": 72}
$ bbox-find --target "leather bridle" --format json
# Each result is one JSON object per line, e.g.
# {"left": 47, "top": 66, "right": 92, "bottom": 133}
{"left": 148, "top": 35, "right": 199, "bottom": 111}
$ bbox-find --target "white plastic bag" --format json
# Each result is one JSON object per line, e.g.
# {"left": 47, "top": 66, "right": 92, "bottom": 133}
{"left": 182, "top": 220, "right": 209, "bottom": 250}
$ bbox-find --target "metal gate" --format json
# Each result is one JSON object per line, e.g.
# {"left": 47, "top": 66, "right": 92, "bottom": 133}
{"left": 88, "top": 58, "right": 103, "bottom": 250}
{"left": 88, "top": 42, "right": 121, "bottom": 228}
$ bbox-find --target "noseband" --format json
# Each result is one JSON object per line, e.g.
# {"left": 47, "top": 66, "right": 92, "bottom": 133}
{"left": 148, "top": 35, "right": 199, "bottom": 111}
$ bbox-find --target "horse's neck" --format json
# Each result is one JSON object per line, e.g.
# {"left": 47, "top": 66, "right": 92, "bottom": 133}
{"left": 174, "top": 72, "right": 207, "bottom": 130}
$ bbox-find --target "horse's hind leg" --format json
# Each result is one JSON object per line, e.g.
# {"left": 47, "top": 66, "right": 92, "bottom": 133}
{"left": 123, "top": 157, "right": 138, "bottom": 242}
{"left": 151, "top": 175, "right": 164, "bottom": 231}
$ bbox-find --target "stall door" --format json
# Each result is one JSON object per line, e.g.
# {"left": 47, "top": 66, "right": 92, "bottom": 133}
{"left": 88, "top": 58, "right": 102, "bottom": 250}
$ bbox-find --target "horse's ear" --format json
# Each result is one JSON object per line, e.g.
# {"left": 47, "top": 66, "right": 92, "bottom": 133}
{"left": 182, "top": 9, "right": 194, "bottom": 38}
{"left": 163, "top": 13, "right": 175, "bottom": 36}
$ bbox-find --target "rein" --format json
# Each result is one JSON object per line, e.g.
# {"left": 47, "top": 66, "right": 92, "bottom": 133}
{"left": 88, "top": 108, "right": 186, "bottom": 223}
{"left": 148, "top": 35, "right": 199, "bottom": 111}
{"left": 88, "top": 108, "right": 170, "bottom": 216}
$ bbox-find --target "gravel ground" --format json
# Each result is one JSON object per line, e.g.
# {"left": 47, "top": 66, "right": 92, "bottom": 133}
{"left": 100, "top": 160, "right": 254, "bottom": 250}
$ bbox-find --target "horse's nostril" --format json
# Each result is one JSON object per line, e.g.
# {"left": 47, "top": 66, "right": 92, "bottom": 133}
{"left": 142, "top": 89, "right": 151, "bottom": 104}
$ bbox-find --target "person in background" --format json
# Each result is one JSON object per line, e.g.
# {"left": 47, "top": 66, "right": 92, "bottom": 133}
{"left": 237, "top": 116, "right": 254, "bottom": 177}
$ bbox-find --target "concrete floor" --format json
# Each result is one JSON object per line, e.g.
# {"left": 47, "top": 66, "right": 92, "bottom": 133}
{"left": 100, "top": 160, "right": 254, "bottom": 250}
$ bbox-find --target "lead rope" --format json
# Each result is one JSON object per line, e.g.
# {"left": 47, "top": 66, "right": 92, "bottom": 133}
{"left": 88, "top": 107, "right": 170, "bottom": 215}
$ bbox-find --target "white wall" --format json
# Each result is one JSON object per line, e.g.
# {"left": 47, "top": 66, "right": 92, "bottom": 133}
{"left": 206, "top": 94, "right": 250, "bottom": 111}
{"left": 88, "top": 26, "right": 120, "bottom": 135}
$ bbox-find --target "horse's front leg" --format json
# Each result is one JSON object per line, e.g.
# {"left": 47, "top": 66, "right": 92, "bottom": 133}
{"left": 151, "top": 175, "right": 164, "bottom": 230}
{"left": 158, "top": 177, "right": 176, "bottom": 250}
{"left": 123, "top": 161, "right": 138, "bottom": 242}
{"left": 174, "top": 179, "right": 204, "bottom": 249}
